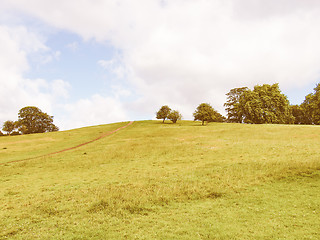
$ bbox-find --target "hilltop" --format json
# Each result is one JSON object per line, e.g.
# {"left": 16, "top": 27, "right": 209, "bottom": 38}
{"left": 0, "top": 121, "right": 319, "bottom": 239}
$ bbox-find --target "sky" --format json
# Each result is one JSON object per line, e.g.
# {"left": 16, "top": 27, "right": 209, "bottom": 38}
{"left": 1, "top": 0, "right": 320, "bottom": 130}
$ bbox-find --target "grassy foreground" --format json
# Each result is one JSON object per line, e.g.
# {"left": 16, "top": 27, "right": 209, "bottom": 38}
{"left": 0, "top": 120, "right": 319, "bottom": 239}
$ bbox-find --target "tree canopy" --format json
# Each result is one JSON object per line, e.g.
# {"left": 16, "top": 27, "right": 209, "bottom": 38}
{"left": 290, "top": 105, "right": 310, "bottom": 124}
{"left": 168, "top": 110, "right": 182, "bottom": 123}
{"left": 193, "top": 103, "right": 224, "bottom": 125}
{"left": 225, "top": 83, "right": 294, "bottom": 124}
{"left": 17, "top": 106, "right": 59, "bottom": 134}
{"left": 300, "top": 83, "right": 320, "bottom": 125}
{"left": 2, "top": 120, "right": 16, "bottom": 135}
{"left": 156, "top": 105, "right": 171, "bottom": 123}
{"left": 224, "top": 87, "right": 248, "bottom": 123}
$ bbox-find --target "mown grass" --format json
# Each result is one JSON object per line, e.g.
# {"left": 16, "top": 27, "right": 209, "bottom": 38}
{"left": 0, "top": 120, "right": 319, "bottom": 239}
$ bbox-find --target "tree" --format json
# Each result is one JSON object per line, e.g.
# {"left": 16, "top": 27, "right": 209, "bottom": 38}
{"left": 211, "top": 110, "right": 226, "bottom": 123}
{"left": 290, "top": 105, "right": 310, "bottom": 124}
{"left": 193, "top": 103, "right": 224, "bottom": 125}
{"left": 2, "top": 120, "right": 16, "bottom": 135}
{"left": 18, "top": 106, "right": 59, "bottom": 134}
{"left": 11, "top": 131, "right": 20, "bottom": 136}
{"left": 16, "top": 123, "right": 28, "bottom": 134}
{"left": 168, "top": 110, "right": 182, "bottom": 123}
{"left": 235, "top": 83, "right": 294, "bottom": 124}
{"left": 156, "top": 105, "right": 171, "bottom": 123}
{"left": 300, "top": 83, "right": 320, "bottom": 125}
{"left": 46, "top": 124, "right": 59, "bottom": 132}
{"left": 224, "top": 87, "right": 248, "bottom": 123}
{"left": 0, "top": 131, "right": 4, "bottom": 136}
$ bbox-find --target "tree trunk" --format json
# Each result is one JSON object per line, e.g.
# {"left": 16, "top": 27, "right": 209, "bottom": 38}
{"left": 202, "top": 120, "right": 204, "bottom": 125}
{"left": 163, "top": 119, "right": 165, "bottom": 123}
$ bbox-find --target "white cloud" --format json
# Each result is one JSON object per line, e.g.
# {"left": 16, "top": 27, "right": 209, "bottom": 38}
{"left": 98, "top": 58, "right": 128, "bottom": 80}
{"left": 0, "top": 24, "right": 70, "bottom": 127}
{"left": 0, "top": 22, "right": 127, "bottom": 131}
{"left": 2, "top": 0, "right": 320, "bottom": 123}
{"left": 66, "top": 41, "right": 79, "bottom": 51}
{"left": 51, "top": 79, "right": 70, "bottom": 99}
{"left": 57, "top": 94, "right": 128, "bottom": 130}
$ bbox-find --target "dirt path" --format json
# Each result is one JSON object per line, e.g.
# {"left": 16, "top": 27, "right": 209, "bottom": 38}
{"left": 1, "top": 121, "right": 134, "bottom": 166}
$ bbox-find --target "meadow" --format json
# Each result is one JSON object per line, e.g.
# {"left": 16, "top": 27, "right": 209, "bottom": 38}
{"left": 0, "top": 120, "right": 319, "bottom": 239}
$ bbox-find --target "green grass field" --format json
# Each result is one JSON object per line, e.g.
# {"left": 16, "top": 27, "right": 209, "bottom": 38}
{"left": 0, "top": 120, "right": 319, "bottom": 239}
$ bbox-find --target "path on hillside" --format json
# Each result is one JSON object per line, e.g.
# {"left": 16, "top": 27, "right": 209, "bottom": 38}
{"left": 1, "top": 121, "right": 134, "bottom": 166}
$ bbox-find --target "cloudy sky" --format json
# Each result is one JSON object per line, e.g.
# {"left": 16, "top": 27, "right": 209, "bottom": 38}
{"left": 1, "top": 0, "right": 320, "bottom": 130}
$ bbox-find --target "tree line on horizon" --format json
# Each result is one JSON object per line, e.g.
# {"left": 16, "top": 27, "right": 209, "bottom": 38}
{"left": 157, "top": 82, "right": 320, "bottom": 125}
{"left": 2, "top": 82, "right": 320, "bottom": 135}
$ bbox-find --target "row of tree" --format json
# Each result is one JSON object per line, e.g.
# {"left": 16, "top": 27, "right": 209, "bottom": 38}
{"left": 157, "top": 83, "right": 320, "bottom": 125}
{"left": 1, "top": 106, "right": 59, "bottom": 136}
{"left": 224, "top": 83, "right": 293, "bottom": 124}
{"left": 156, "top": 106, "right": 182, "bottom": 123}
{"left": 225, "top": 83, "right": 320, "bottom": 124}
{"left": 156, "top": 103, "right": 225, "bottom": 125}
{"left": 2, "top": 83, "right": 319, "bottom": 135}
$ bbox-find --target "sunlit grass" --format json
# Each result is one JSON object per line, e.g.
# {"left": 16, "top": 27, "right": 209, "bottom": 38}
{"left": 0, "top": 122, "right": 127, "bottom": 163}
{"left": 0, "top": 120, "right": 319, "bottom": 239}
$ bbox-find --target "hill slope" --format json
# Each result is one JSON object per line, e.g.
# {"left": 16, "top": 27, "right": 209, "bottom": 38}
{"left": 0, "top": 122, "right": 132, "bottom": 164}
{"left": 1, "top": 121, "right": 320, "bottom": 239}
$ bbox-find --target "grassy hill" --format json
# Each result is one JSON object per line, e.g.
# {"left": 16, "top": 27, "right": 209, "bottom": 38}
{"left": 0, "top": 120, "right": 319, "bottom": 239}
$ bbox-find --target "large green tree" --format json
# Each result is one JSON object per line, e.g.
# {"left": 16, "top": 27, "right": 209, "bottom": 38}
{"left": 224, "top": 87, "right": 248, "bottom": 123}
{"left": 17, "top": 106, "right": 59, "bottom": 134}
{"left": 193, "top": 103, "right": 224, "bottom": 125}
{"left": 240, "top": 83, "right": 294, "bottom": 124}
{"left": 156, "top": 105, "right": 171, "bottom": 123}
{"left": 2, "top": 120, "right": 16, "bottom": 135}
{"left": 225, "top": 83, "right": 294, "bottom": 124}
{"left": 300, "top": 83, "right": 320, "bottom": 125}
